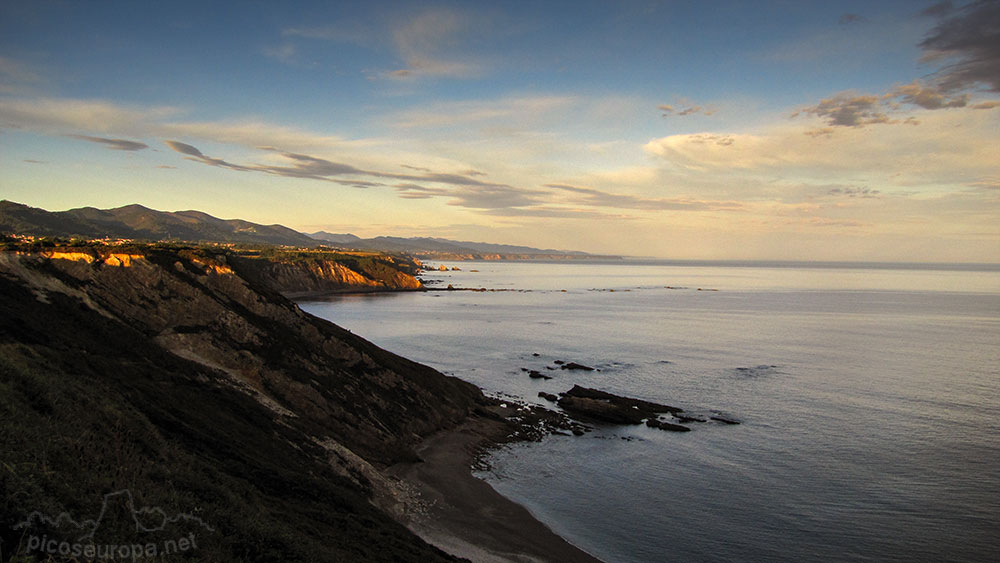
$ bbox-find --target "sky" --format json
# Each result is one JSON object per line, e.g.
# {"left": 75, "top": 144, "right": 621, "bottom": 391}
{"left": 1, "top": 0, "right": 998, "bottom": 262}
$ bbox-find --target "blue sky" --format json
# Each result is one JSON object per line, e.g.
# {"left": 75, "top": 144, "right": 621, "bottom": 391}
{"left": 1, "top": 0, "right": 997, "bottom": 261}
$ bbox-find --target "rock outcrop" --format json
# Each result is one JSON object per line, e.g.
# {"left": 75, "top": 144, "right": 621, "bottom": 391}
{"left": 230, "top": 252, "right": 423, "bottom": 296}
{"left": 557, "top": 385, "right": 683, "bottom": 425}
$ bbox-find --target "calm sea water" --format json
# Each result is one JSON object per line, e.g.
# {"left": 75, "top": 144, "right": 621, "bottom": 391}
{"left": 300, "top": 261, "right": 1000, "bottom": 563}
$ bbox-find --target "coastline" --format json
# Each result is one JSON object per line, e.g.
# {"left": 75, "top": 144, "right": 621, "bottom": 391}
{"left": 386, "top": 408, "right": 603, "bottom": 563}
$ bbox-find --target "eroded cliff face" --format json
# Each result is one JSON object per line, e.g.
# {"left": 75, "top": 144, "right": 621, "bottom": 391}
{"left": 230, "top": 254, "right": 423, "bottom": 296}
{"left": 0, "top": 246, "right": 481, "bottom": 561}
{"left": 1, "top": 248, "right": 474, "bottom": 464}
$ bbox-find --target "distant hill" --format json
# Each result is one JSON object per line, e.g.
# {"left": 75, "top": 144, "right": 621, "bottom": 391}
{"left": 0, "top": 200, "right": 611, "bottom": 258}
{"left": 308, "top": 233, "right": 599, "bottom": 259}
{"left": 308, "top": 231, "right": 363, "bottom": 245}
{"left": 0, "top": 200, "right": 319, "bottom": 247}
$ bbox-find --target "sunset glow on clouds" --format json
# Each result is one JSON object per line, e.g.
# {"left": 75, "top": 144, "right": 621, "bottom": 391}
{"left": 1, "top": 1, "right": 997, "bottom": 261}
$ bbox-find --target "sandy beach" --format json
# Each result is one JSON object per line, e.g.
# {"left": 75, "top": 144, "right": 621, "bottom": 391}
{"left": 387, "top": 412, "right": 603, "bottom": 563}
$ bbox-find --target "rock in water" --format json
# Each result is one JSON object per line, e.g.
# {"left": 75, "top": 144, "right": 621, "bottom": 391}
{"left": 556, "top": 396, "right": 647, "bottom": 424}
{"left": 646, "top": 419, "right": 691, "bottom": 432}
{"left": 563, "top": 385, "right": 682, "bottom": 414}
{"left": 711, "top": 415, "right": 741, "bottom": 425}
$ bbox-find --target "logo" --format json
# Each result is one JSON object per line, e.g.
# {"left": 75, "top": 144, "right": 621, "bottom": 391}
{"left": 12, "top": 489, "right": 214, "bottom": 561}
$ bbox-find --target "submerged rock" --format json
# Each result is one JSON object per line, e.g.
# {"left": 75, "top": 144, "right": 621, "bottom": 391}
{"left": 675, "top": 414, "right": 708, "bottom": 423}
{"left": 538, "top": 392, "right": 559, "bottom": 402}
{"left": 646, "top": 419, "right": 691, "bottom": 432}
{"left": 529, "top": 370, "right": 553, "bottom": 380}
{"left": 711, "top": 415, "right": 741, "bottom": 425}
{"left": 560, "top": 362, "right": 595, "bottom": 371}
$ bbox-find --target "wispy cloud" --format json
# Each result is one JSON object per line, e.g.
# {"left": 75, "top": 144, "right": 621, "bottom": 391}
{"left": 162, "top": 141, "right": 528, "bottom": 197}
{"left": 659, "top": 103, "right": 715, "bottom": 117}
{"left": 919, "top": 0, "right": 1000, "bottom": 92}
{"left": 921, "top": 2, "right": 955, "bottom": 18}
{"left": 385, "top": 8, "right": 482, "bottom": 80}
{"left": 792, "top": 93, "right": 891, "bottom": 127}
{"left": 644, "top": 109, "right": 999, "bottom": 188}
{"left": 285, "top": 8, "right": 484, "bottom": 80}
{"left": 165, "top": 140, "right": 251, "bottom": 171}
{"left": 0, "top": 55, "right": 42, "bottom": 94}
{"left": 0, "top": 97, "right": 350, "bottom": 152}
{"left": 283, "top": 24, "right": 373, "bottom": 45}
{"left": 793, "top": 80, "right": 981, "bottom": 129}
{"left": 793, "top": 1, "right": 999, "bottom": 129}
{"left": 262, "top": 43, "right": 297, "bottom": 64}
{"left": 68, "top": 134, "right": 148, "bottom": 151}
{"left": 390, "top": 95, "right": 574, "bottom": 129}
{"left": 828, "top": 186, "right": 881, "bottom": 198}
{"left": 546, "top": 183, "right": 742, "bottom": 211}
{"left": 890, "top": 81, "right": 968, "bottom": 109}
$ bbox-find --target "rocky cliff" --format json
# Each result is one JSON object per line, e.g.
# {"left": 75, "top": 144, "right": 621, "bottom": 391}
{"left": 230, "top": 251, "right": 424, "bottom": 296}
{"left": 0, "top": 245, "right": 483, "bottom": 561}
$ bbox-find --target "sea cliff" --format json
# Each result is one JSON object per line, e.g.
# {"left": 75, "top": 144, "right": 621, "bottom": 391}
{"left": 0, "top": 246, "right": 480, "bottom": 561}
{"left": 229, "top": 250, "right": 424, "bottom": 296}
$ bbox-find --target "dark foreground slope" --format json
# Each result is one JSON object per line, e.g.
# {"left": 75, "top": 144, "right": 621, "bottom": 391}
{"left": 0, "top": 247, "right": 483, "bottom": 561}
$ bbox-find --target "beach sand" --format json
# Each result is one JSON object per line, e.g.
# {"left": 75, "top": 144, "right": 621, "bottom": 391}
{"left": 387, "top": 413, "right": 603, "bottom": 563}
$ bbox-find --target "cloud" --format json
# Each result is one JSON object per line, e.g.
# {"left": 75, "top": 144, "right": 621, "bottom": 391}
{"left": 0, "top": 97, "right": 349, "bottom": 152}
{"left": 659, "top": 103, "right": 715, "bottom": 117}
{"left": 391, "top": 95, "right": 575, "bottom": 128}
{"left": 828, "top": 186, "right": 881, "bottom": 198}
{"left": 793, "top": 93, "right": 890, "bottom": 127}
{"left": 164, "top": 140, "right": 252, "bottom": 171}
{"left": 644, "top": 109, "right": 999, "bottom": 188}
{"left": 283, "top": 24, "right": 372, "bottom": 45}
{"left": 921, "top": 2, "right": 955, "bottom": 18}
{"left": 794, "top": 81, "right": 974, "bottom": 128}
{"left": 262, "top": 43, "right": 297, "bottom": 64}
{"left": 545, "top": 183, "right": 743, "bottom": 211}
{"left": 890, "top": 81, "right": 968, "bottom": 109}
{"left": 477, "top": 206, "right": 629, "bottom": 219}
{"left": 161, "top": 141, "right": 528, "bottom": 198}
{"left": 794, "top": 3, "right": 999, "bottom": 129}
{"left": 392, "top": 181, "right": 544, "bottom": 209}
{"left": 387, "top": 8, "right": 480, "bottom": 79}
{"left": 972, "top": 100, "right": 1000, "bottom": 109}
{"left": 919, "top": 0, "right": 1000, "bottom": 92}
{"left": 68, "top": 134, "right": 148, "bottom": 151}
{"left": 0, "top": 56, "right": 42, "bottom": 93}
{"left": 0, "top": 97, "right": 178, "bottom": 135}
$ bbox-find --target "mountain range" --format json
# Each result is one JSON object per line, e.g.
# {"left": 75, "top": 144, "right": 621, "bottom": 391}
{"left": 0, "top": 200, "right": 317, "bottom": 246}
{"left": 308, "top": 232, "right": 589, "bottom": 257}
{"left": 1, "top": 201, "right": 602, "bottom": 258}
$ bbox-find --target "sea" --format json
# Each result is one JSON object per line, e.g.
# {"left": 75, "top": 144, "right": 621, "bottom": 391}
{"left": 299, "top": 260, "right": 1000, "bottom": 563}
